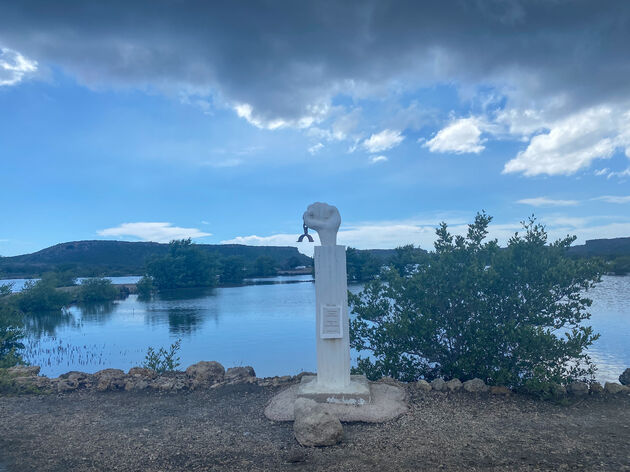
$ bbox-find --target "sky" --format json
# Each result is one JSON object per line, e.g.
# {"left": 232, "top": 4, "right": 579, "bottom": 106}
{"left": 1, "top": 0, "right": 629, "bottom": 258}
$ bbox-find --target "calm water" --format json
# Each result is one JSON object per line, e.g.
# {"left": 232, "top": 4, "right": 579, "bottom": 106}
{"left": 3, "top": 275, "right": 629, "bottom": 382}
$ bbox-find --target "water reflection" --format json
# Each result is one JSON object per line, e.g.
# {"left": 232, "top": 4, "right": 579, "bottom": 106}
{"left": 22, "top": 309, "right": 75, "bottom": 338}
{"left": 18, "top": 274, "right": 630, "bottom": 382}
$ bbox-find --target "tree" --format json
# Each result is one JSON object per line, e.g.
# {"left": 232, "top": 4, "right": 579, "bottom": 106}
{"left": 77, "top": 277, "right": 119, "bottom": 302}
{"left": 145, "top": 239, "right": 218, "bottom": 290}
{"left": 16, "top": 278, "right": 72, "bottom": 313}
{"left": 350, "top": 213, "right": 603, "bottom": 388}
{"left": 220, "top": 256, "right": 246, "bottom": 284}
{"left": 346, "top": 248, "right": 381, "bottom": 282}
{"left": 251, "top": 255, "right": 277, "bottom": 277}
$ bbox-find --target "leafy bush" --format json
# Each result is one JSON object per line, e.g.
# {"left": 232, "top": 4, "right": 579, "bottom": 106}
{"left": 350, "top": 213, "right": 603, "bottom": 388}
{"left": 136, "top": 276, "right": 154, "bottom": 299}
{"left": 142, "top": 339, "right": 181, "bottom": 373}
{"left": 608, "top": 256, "right": 630, "bottom": 276}
{"left": 15, "top": 278, "right": 72, "bottom": 313}
{"left": 146, "top": 239, "right": 218, "bottom": 290}
{"left": 77, "top": 277, "right": 119, "bottom": 302}
{"left": 0, "top": 304, "right": 25, "bottom": 368}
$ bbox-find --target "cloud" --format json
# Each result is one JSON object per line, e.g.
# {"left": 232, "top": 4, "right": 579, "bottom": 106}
{"left": 363, "top": 129, "right": 404, "bottom": 153}
{"left": 98, "top": 222, "right": 211, "bottom": 243}
{"left": 607, "top": 167, "right": 630, "bottom": 179}
{"left": 308, "top": 142, "right": 324, "bottom": 155}
{"left": 0, "top": 47, "right": 37, "bottom": 86}
{"left": 424, "top": 117, "right": 486, "bottom": 154}
{"left": 503, "top": 107, "right": 630, "bottom": 176}
{"left": 4, "top": 1, "right": 630, "bottom": 175}
{"left": 370, "top": 155, "right": 388, "bottom": 163}
{"left": 517, "top": 197, "right": 579, "bottom": 207}
{"left": 592, "top": 195, "right": 630, "bottom": 204}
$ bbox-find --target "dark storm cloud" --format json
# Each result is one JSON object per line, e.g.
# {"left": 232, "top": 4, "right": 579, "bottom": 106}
{"left": 1, "top": 0, "right": 629, "bottom": 123}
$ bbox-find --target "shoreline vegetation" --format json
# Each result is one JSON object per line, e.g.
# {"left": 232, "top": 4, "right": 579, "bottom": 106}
{"left": 1, "top": 217, "right": 629, "bottom": 395}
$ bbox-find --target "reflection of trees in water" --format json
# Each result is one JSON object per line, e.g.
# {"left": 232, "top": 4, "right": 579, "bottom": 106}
{"left": 166, "top": 308, "right": 205, "bottom": 335}
{"left": 76, "top": 301, "right": 116, "bottom": 322}
{"left": 156, "top": 287, "right": 215, "bottom": 301}
{"left": 22, "top": 309, "right": 75, "bottom": 338}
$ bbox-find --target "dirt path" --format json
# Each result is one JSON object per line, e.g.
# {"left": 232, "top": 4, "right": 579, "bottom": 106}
{"left": 1, "top": 384, "right": 629, "bottom": 471}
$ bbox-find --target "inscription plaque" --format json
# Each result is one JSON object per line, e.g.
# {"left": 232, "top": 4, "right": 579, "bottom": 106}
{"left": 320, "top": 304, "right": 342, "bottom": 339}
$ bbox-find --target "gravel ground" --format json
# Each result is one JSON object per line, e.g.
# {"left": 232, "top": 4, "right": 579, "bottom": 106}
{"left": 1, "top": 383, "right": 629, "bottom": 471}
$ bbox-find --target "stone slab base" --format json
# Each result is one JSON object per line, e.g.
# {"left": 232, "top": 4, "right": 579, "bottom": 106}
{"left": 264, "top": 382, "right": 408, "bottom": 423}
{"left": 297, "top": 375, "right": 371, "bottom": 405}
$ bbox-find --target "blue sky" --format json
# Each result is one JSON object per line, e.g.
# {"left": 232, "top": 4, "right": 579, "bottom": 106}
{"left": 1, "top": 1, "right": 629, "bottom": 257}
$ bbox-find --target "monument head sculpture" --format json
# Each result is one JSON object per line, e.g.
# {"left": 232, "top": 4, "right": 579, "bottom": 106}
{"left": 303, "top": 202, "right": 341, "bottom": 246}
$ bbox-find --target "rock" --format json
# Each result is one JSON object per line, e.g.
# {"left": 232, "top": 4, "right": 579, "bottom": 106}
{"left": 128, "top": 367, "right": 157, "bottom": 379}
{"left": 285, "top": 448, "right": 307, "bottom": 463}
{"left": 94, "top": 368, "right": 126, "bottom": 391}
{"left": 293, "top": 398, "right": 343, "bottom": 447}
{"left": 605, "top": 382, "right": 630, "bottom": 394}
{"left": 463, "top": 378, "right": 489, "bottom": 393}
{"left": 57, "top": 378, "right": 79, "bottom": 393}
{"left": 567, "top": 381, "right": 589, "bottom": 396}
{"left": 59, "top": 371, "right": 91, "bottom": 387}
{"left": 589, "top": 382, "right": 604, "bottom": 395}
{"left": 225, "top": 366, "right": 256, "bottom": 382}
{"left": 490, "top": 385, "right": 511, "bottom": 395}
{"left": 445, "top": 378, "right": 462, "bottom": 392}
{"left": 619, "top": 368, "right": 630, "bottom": 386}
{"left": 124, "top": 379, "right": 149, "bottom": 391}
{"left": 416, "top": 380, "right": 432, "bottom": 392}
{"left": 550, "top": 383, "right": 567, "bottom": 398}
{"left": 431, "top": 378, "right": 446, "bottom": 392}
{"left": 7, "top": 365, "right": 40, "bottom": 376}
{"left": 185, "top": 361, "right": 225, "bottom": 384}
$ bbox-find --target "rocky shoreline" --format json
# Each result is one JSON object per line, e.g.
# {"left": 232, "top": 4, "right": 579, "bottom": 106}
{"left": 3, "top": 362, "right": 630, "bottom": 399}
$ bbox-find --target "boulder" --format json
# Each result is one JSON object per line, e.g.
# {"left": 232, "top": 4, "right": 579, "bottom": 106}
{"left": 416, "top": 380, "right": 432, "bottom": 392}
{"left": 589, "top": 382, "right": 604, "bottom": 395}
{"left": 431, "top": 378, "right": 446, "bottom": 392}
{"left": 59, "top": 371, "right": 91, "bottom": 387}
{"left": 463, "top": 378, "right": 489, "bottom": 393}
{"left": 293, "top": 398, "right": 343, "bottom": 447}
{"left": 185, "top": 361, "right": 225, "bottom": 384}
{"left": 490, "top": 385, "right": 511, "bottom": 395}
{"left": 57, "top": 378, "right": 79, "bottom": 393}
{"left": 445, "top": 378, "right": 462, "bottom": 392}
{"left": 567, "top": 381, "right": 589, "bottom": 396}
{"left": 124, "top": 379, "right": 149, "bottom": 391}
{"left": 94, "top": 368, "right": 126, "bottom": 391}
{"left": 225, "top": 366, "right": 256, "bottom": 382}
{"left": 128, "top": 367, "right": 157, "bottom": 379}
{"left": 605, "top": 382, "right": 630, "bottom": 394}
{"left": 619, "top": 368, "right": 630, "bottom": 386}
{"left": 7, "top": 365, "right": 40, "bottom": 376}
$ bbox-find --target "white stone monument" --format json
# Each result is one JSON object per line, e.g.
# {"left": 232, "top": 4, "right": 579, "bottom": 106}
{"left": 297, "top": 202, "right": 371, "bottom": 404}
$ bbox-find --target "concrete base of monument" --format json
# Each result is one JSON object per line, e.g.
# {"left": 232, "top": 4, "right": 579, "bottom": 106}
{"left": 296, "top": 375, "right": 371, "bottom": 405}
{"left": 264, "top": 380, "right": 408, "bottom": 423}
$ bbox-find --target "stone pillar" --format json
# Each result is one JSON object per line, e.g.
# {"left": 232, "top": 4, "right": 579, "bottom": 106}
{"left": 314, "top": 245, "right": 350, "bottom": 389}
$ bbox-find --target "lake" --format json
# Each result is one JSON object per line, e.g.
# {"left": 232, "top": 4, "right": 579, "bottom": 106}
{"left": 3, "top": 274, "right": 629, "bottom": 382}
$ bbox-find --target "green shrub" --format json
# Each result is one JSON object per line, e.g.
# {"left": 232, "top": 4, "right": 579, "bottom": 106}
{"left": 142, "top": 339, "right": 181, "bottom": 373}
{"left": 219, "top": 256, "right": 247, "bottom": 284}
{"left": 145, "top": 239, "right": 218, "bottom": 290}
{"left": 78, "top": 277, "right": 119, "bottom": 302}
{"left": 0, "top": 304, "right": 25, "bottom": 368}
{"left": 350, "top": 213, "right": 603, "bottom": 388}
{"left": 136, "top": 276, "right": 154, "bottom": 299}
{"left": 15, "top": 278, "right": 72, "bottom": 313}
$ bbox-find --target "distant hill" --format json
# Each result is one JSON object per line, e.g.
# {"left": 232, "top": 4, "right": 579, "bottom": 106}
{"left": 567, "top": 237, "right": 630, "bottom": 257}
{"left": 0, "top": 240, "right": 312, "bottom": 278}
